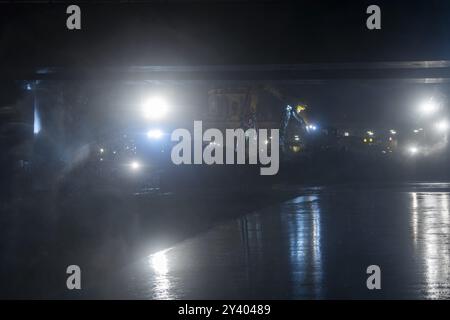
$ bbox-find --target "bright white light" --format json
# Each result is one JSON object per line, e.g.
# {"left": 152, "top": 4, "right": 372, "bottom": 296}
{"left": 130, "top": 161, "right": 140, "bottom": 171}
{"left": 149, "top": 250, "right": 169, "bottom": 275}
{"left": 142, "top": 96, "right": 169, "bottom": 120}
{"left": 408, "top": 146, "right": 419, "bottom": 155}
{"left": 99, "top": 148, "right": 104, "bottom": 153}
{"left": 367, "top": 131, "right": 374, "bottom": 136}
{"left": 147, "top": 129, "right": 163, "bottom": 139}
{"left": 344, "top": 132, "right": 349, "bottom": 137}
{"left": 419, "top": 100, "right": 439, "bottom": 115}
{"left": 390, "top": 129, "right": 397, "bottom": 135}
{"left": 435, "top": 120, "right": 449, "bottom": 132}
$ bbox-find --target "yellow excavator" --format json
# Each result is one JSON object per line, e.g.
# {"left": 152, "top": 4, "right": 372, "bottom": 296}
{"left": 260, "top": 85, "right": 313, "bottom": 154}
{"left": 208, "top": 85, "right": 312, "bottom": 154}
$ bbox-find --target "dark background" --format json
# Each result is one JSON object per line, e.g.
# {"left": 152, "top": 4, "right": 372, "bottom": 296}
{"left": 1, "top": 0, "right": 450, "bottom": 68}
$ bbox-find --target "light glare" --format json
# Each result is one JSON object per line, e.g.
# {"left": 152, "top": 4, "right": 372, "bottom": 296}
{"left": 143, "top": 96, "right": 169, "bottom": 120}
{"left": 408, "top": 146, "right": 419, "bottom": 155}
{"left": 130, "top": 161, "right": 140, "bottom": 171}
{"left": 435, "top": 120, "right": 449, "bottom": 132}
{"left": 150, "top": 250, "right": 169, "bottom": 275}
{"left": 147, "top": 129, "right": 163, "bottom": 139}
{"left": 419, "top": 100, "right": 438, "bottom": 115}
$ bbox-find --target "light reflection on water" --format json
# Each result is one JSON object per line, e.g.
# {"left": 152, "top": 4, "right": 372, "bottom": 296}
{"left": 147, "top": 249, "right": 173, "bottom": 299}
{"left": 144, "top": 194, "right": 325, "bottom": 299}
{"left": 409, "top": 192, "right": 450, "bottom": 299}
{"left": 281, "top": 195, "right": 323, "bottom": 298}
{"left": 137, "top": 186, "right": 450, "bottom": 299}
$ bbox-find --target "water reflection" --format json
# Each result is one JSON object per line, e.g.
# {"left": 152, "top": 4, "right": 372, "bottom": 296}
{"left": 409, "top": 192, "right": 450, "bottom": 299}
{"left": 238, "top": 194, "right": 324, "bottom": 298}
{"left": 282, "top": 195, "right": 323, "bottom": 298}
{"left": 150, "top": 250, "right": 169, "bottom": 275}
{"left": 147, "top": 248, "right": 173, "bottom": 299}
{"left": 129, "top": 186, "right": 450, "bottom": 299}
{"left": 141, "top": 193, "right": 326, "bottom": 299}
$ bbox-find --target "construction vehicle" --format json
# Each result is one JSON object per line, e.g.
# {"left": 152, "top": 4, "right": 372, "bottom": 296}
{"left": 207, "top": 85, "right": 313, "bottom": 155}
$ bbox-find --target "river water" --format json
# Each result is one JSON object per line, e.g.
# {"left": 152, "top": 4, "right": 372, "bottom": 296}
{"left": 74, "top": 183, "right": 450, "bottom": 299}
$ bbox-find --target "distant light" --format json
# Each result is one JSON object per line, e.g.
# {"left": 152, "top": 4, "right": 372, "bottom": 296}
{"left": 413, "top": 129, "right": 419, "bottom": 133}
{"left": 390, "top": 129, "right": 397, "bottom": 135}
{"left": 33, "top": 104, "right": 41, "bottom": 135}
{"left": 367, "top": 131, "right": 374, "bottom": 136}
{"left": 130, "top": 161, "right": 141, "bottom": 171}
{"left": 369, "top": 138, "right": 373, "bottom": 143}
{"left": 344, "top": 132, "right": 349, "bottom": 137}
{"left": 147, "top": 129, "right": 163, "bottom": 139}
{"left": 26, "top": 83, "right": 32, "bottom": 91}
{"left": 419, "top": 100, "right": 439, "bottom": 115}
{"left": 99, "top": 148, "right": 104, "bottom": 153}
{"left": 291, "top": 145, "right": 301, "bottom": 153}
{"left": 308, "top": 124, "right": 317, "bottom": 131}
{"left": 294, "top": 135, "right": 300, "bottom": 141}
{"left": 408, "top": 146, "right": 419, "bottom": 155}
{"left": 363, "top": 138, "right": 367, "bottom": 143}
{"left": 435, "top": 120, "right": 449, "bottom": 132}
{"left": 143, "top": 96, "right": 169, "bottom": 120}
